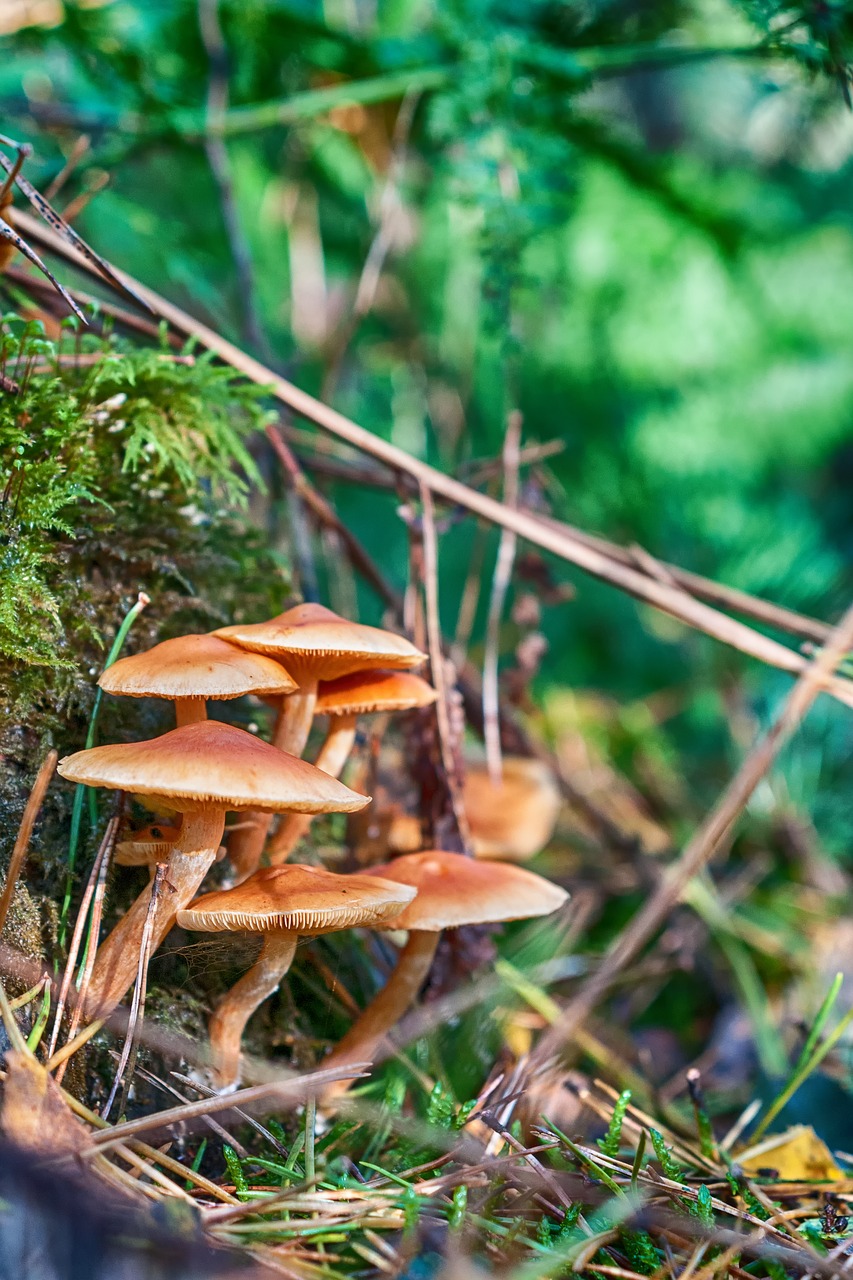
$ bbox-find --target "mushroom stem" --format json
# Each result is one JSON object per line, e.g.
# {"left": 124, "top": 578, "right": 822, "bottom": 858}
{"left": 209, "top": 931, "right": 297, "bottom": 1087}
{"left": 175, "top": 697, "right": 207, "bottom": 727}
{"left": 85, "top": 810, "right": 225, "bottom": 1019}
{"left": 228, "top": 682, "right": 319, "bottom": 881}
{"left": 268, "top": 715, "right": 358, "bottom": 863}
{"left": 273, "top": 683, "right": 319, "bottom": 756}
{"left": 325, "top": 930, "right": 439, "bottom": 1084}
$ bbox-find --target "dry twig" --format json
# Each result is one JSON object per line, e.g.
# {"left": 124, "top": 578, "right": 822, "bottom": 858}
{"left": 16, "top": 208, "right": 853, "bottom": 711}
{"left": 51, "top": 807, "right": 121, "bottom": 1080}
{"left": 0, "top": 750, "right": 56, "bottom": 939}
{"left": 483, "top": 411, "right": 522, "bottom": 784}
{"left": 102, "top": 863, "right": 166, "bottom": 1121}
{"left": 419, "top": 482, "right": 472, "bottom": 853}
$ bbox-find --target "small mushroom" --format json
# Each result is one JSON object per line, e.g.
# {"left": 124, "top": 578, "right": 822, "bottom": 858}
{"left": 463, "top": 757, "right": 562, "bottom": 861}
{"left": 98, "top": 632, "right": 297, "bottom": 727}
{"left": 114, "top": 823, "right": 182, "bottom": 866}
{"left": 325, "top": 851, "right": 568, "bottom": 1083}
{"left": 177, "top": 864, "right": 417, "bottom": 1087}
{"left": 114, "top": 824, "right": 226, "bottom": 877}
{"left": 215, "top": 604, "right": 425, "bottom": 879}
{"left": 268, "top": 669, "right": 437, "bottom": 863}
{"left": 58, "top": 721, "right": 370, "bottom": 1020}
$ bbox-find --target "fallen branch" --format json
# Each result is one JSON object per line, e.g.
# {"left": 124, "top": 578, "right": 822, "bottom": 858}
{"left": 15, "top": 209, "right": 853, "bottom": 709}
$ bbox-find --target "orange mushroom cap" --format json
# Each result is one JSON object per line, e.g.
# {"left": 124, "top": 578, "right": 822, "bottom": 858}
{"left": 98, "top": 633, "right": 297, "bottom": 702}
{"left": 316, "top": 669, "right": 437, "bottom": 718}
{"left": 177, "top": 863, "right": 416, "bottom": 935}
{"left": 113, "top": 823, "right": 227, "bottom": 866}
{"left": 463, "top": 757, "right": 562, "bottom": 861}
{"left": 366, "top": 850, "right": 568, "bottom": 931}
{"left": 214, "top": 603, "right": 425, "bottom": 685}
{"left": 58, "top": 721, "right": 370, "bottom": 816}
{"left": 114, "top": 823, "right": 181, "bottom": 866}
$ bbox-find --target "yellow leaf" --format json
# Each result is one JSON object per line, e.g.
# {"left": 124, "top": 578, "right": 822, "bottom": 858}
{"left": 737, "top": 1125, "right": 844, "bottom": 1181}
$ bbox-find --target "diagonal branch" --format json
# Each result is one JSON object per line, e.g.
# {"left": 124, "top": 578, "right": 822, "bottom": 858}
{"left": 15, "top": 208, "right": 853, "bottom": 711}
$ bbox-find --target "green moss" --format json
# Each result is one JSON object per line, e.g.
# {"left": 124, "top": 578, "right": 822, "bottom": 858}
{"left": 0, "top": 876, "right": 45, "bottom": 990}
{"left": 0, "top": 314, "right": 291, "bottom": 894}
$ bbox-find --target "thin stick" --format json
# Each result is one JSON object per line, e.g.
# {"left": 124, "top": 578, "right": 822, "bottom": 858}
{"left": 60, "top": 171, "right": 109, "bottom": 225}
{"left": 483, "top": 411, "right": 521, "bottom": 785}
{"left": 47, "top": 808, "right": 120, "bottom": 1060}
{"left": 419, "top": 483, "right": 471, "bottom": 852}
{"left": 0, "top": 143, "right": 29, "bottom": 210}
{"left": 46, "top": 1017, "right": 107, "bottom": 1074}
{"left": 126, "top": 1059, "right": 248, "bottom": 1157}
{"left": 529, "top": 596, "right": 853, "bottom": 1070}
{"left": 60, "top": 591, "right": 149, "bottom": 945}
{"left": 102, "top": 863, "right": 166, "bottom": 1121}
{"left": 54, "top": 809, "right": 120, "bottom": 1085}
{"left": 60, "top": 1081, "right": 240, "bottom": 1204}
{"left": 86, "top": 1062, "right": 372, "bottom": 1148}
{"left": 171, "top": 1070, "right": 290, "bottom": 1154}
{"left": 266, "top": 424, "right": 400, "bottom": 612}
{"left": 43, "top": 135, "right": 91, "bottom": 202}
{"left": 536, "top": 511, "right": 831, "bottom": 646}
{"left": 0, "top": 750, "right": 57, "bottom": 938}
{"left": 18, "top": 211, "right": 853, "bottom": 700}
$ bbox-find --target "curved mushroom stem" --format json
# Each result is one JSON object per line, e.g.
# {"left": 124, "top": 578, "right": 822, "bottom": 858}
{"left": 268, "top": 715, "right": 358, "bottom": 864}
{"left": 324, "top": 930, "right": 439, "bottom": 1092}
{"left": 175, "top": 697, "right": 207, "bottom": 727}
{"left": 228, "top": 682, "right": 319, "bottom": 882}
{"left": 85, "top": 809, "right": 225, "bottom": 1020}
{"left": 209, "top": 931, "right": 297, "bottom": 1088}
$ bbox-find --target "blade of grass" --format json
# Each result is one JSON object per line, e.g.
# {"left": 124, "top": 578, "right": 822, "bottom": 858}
{"left": 752, "top": 980, "right": 853, "bottom": 1142}
{"left": 25, "top": 980, "right": 51, "bottom": 1052}
{"left": 59, "top": 591, "right": 150, "bottom": 945}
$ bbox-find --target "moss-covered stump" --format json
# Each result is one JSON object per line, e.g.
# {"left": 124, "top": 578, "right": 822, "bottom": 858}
{"left": 0, "top": 316, "right": 292, "bottom": 1099}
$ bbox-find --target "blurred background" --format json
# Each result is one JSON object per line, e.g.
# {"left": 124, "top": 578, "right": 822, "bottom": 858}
{"left": 4, "top": 0, "right": 853, "bottom": 1106}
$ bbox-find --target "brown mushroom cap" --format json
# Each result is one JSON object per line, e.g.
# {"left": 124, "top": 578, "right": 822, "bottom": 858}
{"left": 177, "top": 864, "right": 416, "bottom": 935}
{"left": 463, "top": 757, "right": 562, "bottom": 861}
{"left": 316, "top": 670, "right": 437, "bottom": 718}
{"left": 366, "top": 851, "right": 568, "bottom": 931}
{"left": 114, "top": 823, "right": 227, "bottom": 866}
{"left": 58, "top": 721, "right": 371, "bottom": 816}
{"left": 98, "top": 633, "right": 297, "bottom": 702}
{"left": 214, "top": 603, "right": 426, "bottom": 684}
{"left": 114, "top": 823, "right": 182, "bottom": 866}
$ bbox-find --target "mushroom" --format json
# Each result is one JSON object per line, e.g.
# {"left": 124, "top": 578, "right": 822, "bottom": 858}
{"left": 463, "top": 757, "right": 562, "bottom": 861}
{"left": 177, "top": 864, "right": 417, "bottom": 1087}
{"left": 325, "top": 851, "right": 568, "bottom": 1080}
{"left": 98, "top": 632, "right": 297, "bottom": 727}
{"left": 114, "top": 824, "right": 226, "bottom": 874}
{"left": 214, "top": 604, "right": 425, "bottom": 879}
{"left": 114, "top": 822, "right": 182, "bottom": 866}
{"left": 57, "top": 721, "right": 370, "bottom": 1019}
{"left": 268, "top": 669, "right": 437, "bottom": 863}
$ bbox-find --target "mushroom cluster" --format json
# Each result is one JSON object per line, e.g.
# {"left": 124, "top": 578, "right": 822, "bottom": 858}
{"left": 58, "top": 602, "right": 568, "bottom": 1089}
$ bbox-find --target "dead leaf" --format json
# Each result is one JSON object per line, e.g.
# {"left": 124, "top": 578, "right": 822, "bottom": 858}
{"left": 0, "top": 1050, "right": 89, "bottom": 1155}
{"left": 737, "top": 1124, "right": 844, "bottom": 1181}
